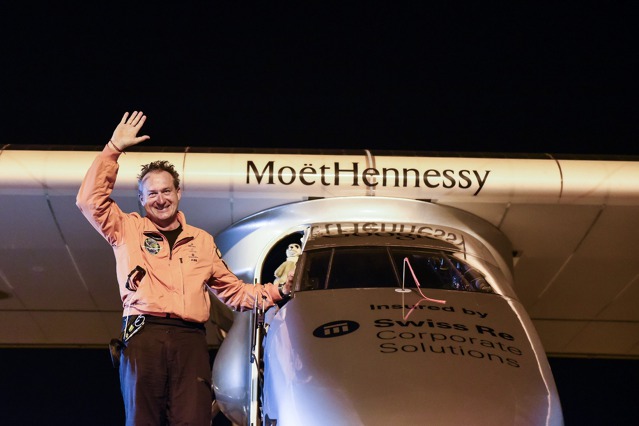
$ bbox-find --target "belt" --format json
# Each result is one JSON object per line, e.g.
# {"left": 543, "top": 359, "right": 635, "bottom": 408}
{"left": 122, "top": 314, "right": 205, "bottom": 330}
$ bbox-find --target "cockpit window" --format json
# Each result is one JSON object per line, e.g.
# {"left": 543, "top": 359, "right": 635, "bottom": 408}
{"left": 298, "top": 247, "right": 493, "bottom": 293}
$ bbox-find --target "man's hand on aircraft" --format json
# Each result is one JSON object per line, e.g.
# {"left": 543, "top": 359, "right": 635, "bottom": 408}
{"left": 282, "top": 271, "right": 294, "bottom": 296}
{"left": 110, "top": 111, "right": 151, "bottom": 152}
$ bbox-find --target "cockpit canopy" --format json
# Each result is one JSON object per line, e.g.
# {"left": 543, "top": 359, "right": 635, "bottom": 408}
{"left": 297, "top": 246, "right": 493, "bottom": 293}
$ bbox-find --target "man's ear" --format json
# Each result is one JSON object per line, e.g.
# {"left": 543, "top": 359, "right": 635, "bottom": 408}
{"left": 176, "top": 187, "right": 182, "bottom": 201}
{"left": 137, "top": 193, "right": 145, "bottom": 215}
{"left": 138, "top": 193, "right": 145, "bottom": 206}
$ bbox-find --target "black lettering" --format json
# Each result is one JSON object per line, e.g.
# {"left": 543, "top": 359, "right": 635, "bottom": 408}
{"left": 448, "top": 345, "right": 462, "bottom": 355}
{"left": 277, "top": 166, "right": 296, "bottom": 185}
{"left": 487, "top": 353, "right": 504, "bottom": 363}
{"left": 396, "top": 320, "right": 426, "bottom": 327}
{"left": 468, "top": 349, "right": 484, "bottom": 359}
{"left": 403, "top": 168, "right": 420, "bottom": 187}
{"left": 246, "top": 161, "right": 275, "bottom": 184}
{"left": 475, "top": 326, "right": 514, "bottom": 341}
{"left": 508, "top": 346, "right": 522, "bottom": 355}
{"left": 376, "top": 331, "right": 396, "bottom": 339}
{"left": 335, "top": 162, "right": 359, "bottom": 186}
{"left": 475, "top": 325, "right": 497, "bottom": 337}
{"left": 423, "top": 169, "right": 440, "bottom": 188}
{"left": 374, "top": 319, "right": 395, "bottom": 328}
{"left": 380, "top": 343, "right": 398, "bottom": 353}
{"left": 362, "top": 168, "right": 379, "bottom": 186}
{"left": 458, "top": 169, "right": 472, "bottom": 189}
{"left": 442, "top": 169, "right": 456, "bottom": 189}
{"left": 429, "top": 345, "right": 445, "bottom": 354}
{"left": 506, "top": 358, "right": 520, "bottom": 368}
{"left": 246, "top": 162, "right": 491, "bottom": 195}
{"left": 417, "top": 226, "right": 433, "bottom": 236}
{"left": 500, "top": 332, "right": 515, "bottom": 341}
{"left": 382, "top": 167, "right": 400, "bottom": 187}
{"left": 299, "top": 164, "right": 316, "bottom": 185}
{"left": 479, "top": 340, "right": 496, "bottom": 349}
{"left": 473, "top": 170, "right": 491, "bottom": 196}
{"left": 362, "top": 223, "right": 378, "bottom": 232}
{"left": 319, "top": 164, "right": 331, "bottom": 186}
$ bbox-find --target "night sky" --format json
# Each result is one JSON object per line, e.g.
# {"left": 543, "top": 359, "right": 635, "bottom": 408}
{"left": 2, "top": 2, "right": 638, "bottom": 425}
{"left": 3, "top": 3, "right": 637, "bottom": 155}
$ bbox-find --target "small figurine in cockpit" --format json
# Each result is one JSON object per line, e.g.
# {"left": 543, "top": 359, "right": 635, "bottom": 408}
{"left": 274, "top": 243, "right": 302, "bottom": 289}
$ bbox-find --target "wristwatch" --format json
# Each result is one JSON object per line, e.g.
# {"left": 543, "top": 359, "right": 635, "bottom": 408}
{"left": 278, "top": 287, "right": 291, "bottom": 299}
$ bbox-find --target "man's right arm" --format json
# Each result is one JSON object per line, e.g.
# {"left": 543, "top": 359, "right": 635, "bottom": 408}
{"left": 76, "top": 111, "right": 150, "bottom": 245}
{"left": 76, "top": 146, "right": 126, "bottom": 246}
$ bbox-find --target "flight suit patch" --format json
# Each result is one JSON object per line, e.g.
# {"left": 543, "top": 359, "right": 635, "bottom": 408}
{"left": 144, "top": 237, "right": 161, "bottom": 255}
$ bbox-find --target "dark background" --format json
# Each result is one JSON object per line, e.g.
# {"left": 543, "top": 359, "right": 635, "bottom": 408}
{"left": 2, "top": 2, "right": 638, "bottom": 425}
{"left": 2, "top": 2, "right": 637, "bottom": 155}
{"left": 0, "top": 349, "right": 637, "bottom": 425}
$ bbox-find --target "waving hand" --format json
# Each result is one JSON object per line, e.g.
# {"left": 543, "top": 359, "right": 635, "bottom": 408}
{"left": 110, "top": 111, "right": 151, "bottom": 151}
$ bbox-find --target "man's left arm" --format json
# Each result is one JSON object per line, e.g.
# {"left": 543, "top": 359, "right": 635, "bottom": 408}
{"left": 208, "top": 246, "right": 292, "bottom": 311}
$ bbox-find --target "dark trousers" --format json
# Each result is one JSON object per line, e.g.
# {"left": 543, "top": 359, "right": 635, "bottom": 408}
{"left": 119, "top": 320, "right": 212, "bottom": 426}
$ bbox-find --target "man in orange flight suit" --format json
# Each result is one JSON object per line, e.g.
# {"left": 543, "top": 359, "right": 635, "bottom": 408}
{"left": 77, "top": 111, "right": 291, "bottom": 425}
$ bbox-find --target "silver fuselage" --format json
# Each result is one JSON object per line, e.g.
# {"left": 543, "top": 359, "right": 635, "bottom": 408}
{"left": 211, "top": 198, "right": 563, "bottom": 425}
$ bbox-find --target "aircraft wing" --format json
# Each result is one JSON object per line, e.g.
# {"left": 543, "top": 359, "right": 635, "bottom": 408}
{"left": 1, "top": 145, "right": 638, "bottom": 358}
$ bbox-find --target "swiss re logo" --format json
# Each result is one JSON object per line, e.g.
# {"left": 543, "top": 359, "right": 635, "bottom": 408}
{"left": 313, "top": 320, "right": 360, "bottom": 338}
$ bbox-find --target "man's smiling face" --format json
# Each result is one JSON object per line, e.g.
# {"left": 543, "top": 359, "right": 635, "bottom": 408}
{"left": 139, "top": 170, "right": 182, "bottom": 230}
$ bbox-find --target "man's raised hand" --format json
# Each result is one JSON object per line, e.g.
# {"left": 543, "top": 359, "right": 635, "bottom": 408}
{"left": 110, "top": 111, "right": 151, "bottom": 151}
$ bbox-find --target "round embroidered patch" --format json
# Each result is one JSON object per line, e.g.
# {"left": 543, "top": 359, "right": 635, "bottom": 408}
{"left": 144, "top": 237, "right": 161, "bottom": 255}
